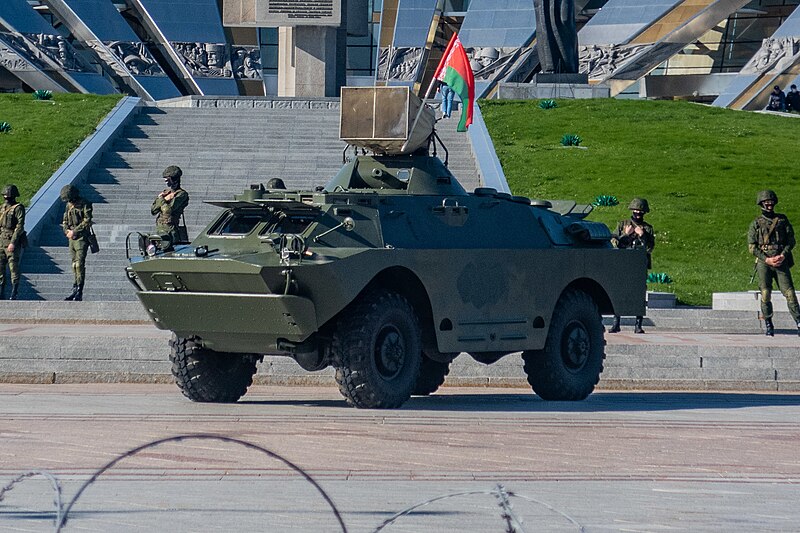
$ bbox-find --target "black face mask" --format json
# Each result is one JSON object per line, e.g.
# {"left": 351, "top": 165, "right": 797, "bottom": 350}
{"left": 165, "top": 177, "right": 180, "bottom": 190}
{"left": 631, "top": 212, "right": 644, "bottom": 222}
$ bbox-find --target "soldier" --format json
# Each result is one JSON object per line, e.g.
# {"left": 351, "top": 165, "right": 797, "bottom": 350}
{"left": 151, "top": 165, "right": 189, "bottom": 250}
{"left": 60, "top": 184, "right": 93, "bottom": 301}
{"left": 0, "top": 185, "right": 25, "bottom": 300}
{"left": 609, "top": 198, "right": 655, "bottom": 334}
{"left": 747, "top": 190, "right": 800, "bottom": 336}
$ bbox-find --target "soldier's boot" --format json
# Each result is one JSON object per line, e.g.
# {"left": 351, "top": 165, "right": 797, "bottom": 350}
{"left": 608, "top": 316, "right": 621, "bottom": 333}
{"left": 764, "top": 318, "right": 775, "bottom": 337}
{"left": 73, "top": 282, "right": 84, "bottom": 302}
{"left": 64, "top": 285, "right": 79, "bottom": 301}
{"left": 9, "top": 283, "right": 19, "bottom": 301}
{"left": 633, "top": 317, "right": 645, "bottom": 334}
{"left": 0, "top": 281, "right": 5, "bottom": 300}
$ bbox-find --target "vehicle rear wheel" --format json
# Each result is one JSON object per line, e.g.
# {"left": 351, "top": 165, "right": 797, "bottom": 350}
{"left": 332, "top": 290, "right": 422, "bottom": 408}
{"left": 412, "top": 356, "right": 450, "bottom": 396}
{"left": 169, "top": 335, "right": 260, "bottom": 402}
{"left": 521, "top": 289, "right": 605, "bottom": 401}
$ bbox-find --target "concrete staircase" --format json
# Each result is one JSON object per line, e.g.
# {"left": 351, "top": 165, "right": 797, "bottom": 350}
{"left": 18, "top": 101, "right": 482, "bottom": 301}
{"left": 1, "top": 302, "right": 797, "bottom": 391}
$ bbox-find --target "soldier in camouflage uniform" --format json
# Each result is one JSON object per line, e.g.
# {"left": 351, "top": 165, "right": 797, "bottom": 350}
{"left": 609, "top": 197, "right": 655, "bottom": 334}
{"left": 60, "top": 184, "right": 93, "bottom": 301}
{"left": 0, "top": 185, "right": 25, "bottom": 300}
{"left": 151, "top": 165, "right": 189, "bottom": 251}
{"left": 747, "top": 190, "right": 800, "bottom": 336}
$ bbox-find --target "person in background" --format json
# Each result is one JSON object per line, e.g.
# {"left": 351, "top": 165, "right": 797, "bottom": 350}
{"left": 766, "top": 85, "right": 786, "bottom": 112}
{"left": 785, "top": 84, "right": 800, "bottom": 113}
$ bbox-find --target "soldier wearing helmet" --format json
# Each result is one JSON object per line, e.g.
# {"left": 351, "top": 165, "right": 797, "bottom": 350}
{"left": 0, "top": 184, "right": 26, "bottom": 299}
{"left": 151, "top": 165, "right": 189, "bottom": 250}
{"left": 609, "top": 197, "right": 655, "bottom": 334}
{"left": 747, "top": 189, "right": 799, "bottom": 336}
{"left": 60, "top": 184, "right": 93, "bottom": 301}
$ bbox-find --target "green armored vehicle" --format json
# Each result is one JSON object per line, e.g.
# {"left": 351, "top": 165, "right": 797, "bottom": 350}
{"left": 127, "top": 87, "right": 646, "bottom": 408}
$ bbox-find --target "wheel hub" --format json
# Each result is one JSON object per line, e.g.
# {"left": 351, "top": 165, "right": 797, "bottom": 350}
{"left": 374, "top": 325, "right": 406, "bottom": 379}
{"left": 561, "top": 320, "right": 590, "bottom": 371}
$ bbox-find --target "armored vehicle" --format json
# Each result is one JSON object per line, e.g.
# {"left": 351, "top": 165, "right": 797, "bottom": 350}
{"left": 127, "top": 87, "right": 646, "bottom": 408}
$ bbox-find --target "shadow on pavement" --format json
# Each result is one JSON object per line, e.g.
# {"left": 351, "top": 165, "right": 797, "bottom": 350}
{"left": 241, "top": 391, "right": 800, "bottom": 412}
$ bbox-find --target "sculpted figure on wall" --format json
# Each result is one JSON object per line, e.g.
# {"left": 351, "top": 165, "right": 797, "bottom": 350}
{"left": 534, "top": 0, "right": 579, "bottom": 73}
{"left": 742, "top": 37, "right": 800, "bottom": 75}
{"left": 377, "top": 47, "right": 423, "bottom": 82}
{"left": 578, "top": 43, "right": 648, "bottom": 80}
{"left": 172, "top": 42, "right": 262, "bottom": 80}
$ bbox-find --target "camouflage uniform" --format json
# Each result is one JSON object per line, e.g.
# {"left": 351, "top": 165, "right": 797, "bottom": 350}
{"left": 0, "top": 185, "right": 25, "bottom": 300}
{"left": 151, "top": 165, "right": 189, "bottom": 250}
{"left": 61, "top": 185, "right": 93, "bottom": 301}
{"left": 609, "top": 198, "right": 654, "bottom": 333}
{"left": 747, "top": 190, "right": 800, "bottom": 336}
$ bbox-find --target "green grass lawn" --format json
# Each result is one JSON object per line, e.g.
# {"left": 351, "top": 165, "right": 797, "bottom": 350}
{"left": 0, "top": 93, "right": 122, "bottom": 204}
{"left": 480, "top": 99, "right": 800, "bottom": 306}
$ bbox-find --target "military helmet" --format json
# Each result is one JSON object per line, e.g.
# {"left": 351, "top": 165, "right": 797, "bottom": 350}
{"left": 266, "top": 178, "right": 286, "bottom": 190}
{"left": 2, "top": 184, "right": 19, "bottom": 199}
{"left": 756, "top": 189, "right": 778, "bottom": 205}
{"left": 60, "top": 184, "right": 79, "bottom": 202}
{"left": 628, "top": 197, "right": 650, "bottom": 213}
{"left": 162, "top": 165, "right": 183, "bottom": 180}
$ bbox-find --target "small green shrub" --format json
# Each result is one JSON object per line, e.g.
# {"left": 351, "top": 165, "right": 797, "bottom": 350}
{"left": 32, "top": 90, "right": 53, "bottom": 101}
{"left": 560, "top": 133, "right": 582, "bottom": 146}
{"left": 647, "top": 272, "right": 673, "bottom": 284}
{"left": 592, "top": 195, "right": 619, "bottom": 207}
{"left": 0, "top": 121, "right": 10, "bottom": 133}
{"left": 539, "top": 99, "right": 557, "bottom": 109}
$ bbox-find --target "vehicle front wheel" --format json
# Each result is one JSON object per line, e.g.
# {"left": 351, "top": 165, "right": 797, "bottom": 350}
{"left": 169, "top": 335, "right": 260, "bottom": 402}
{"left": 332, "top": 290, "right": 422, "bottom": 408}
{"left": 521, "top": 289, "right": 605, "bottom": 401}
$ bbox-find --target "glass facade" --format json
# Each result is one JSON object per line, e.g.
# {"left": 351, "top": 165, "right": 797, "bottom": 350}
{"left": 258, "top": 0, "right": 382, "bottom": 77}
{"left": 661, "top": 0, "right": 800, "bottom": 75}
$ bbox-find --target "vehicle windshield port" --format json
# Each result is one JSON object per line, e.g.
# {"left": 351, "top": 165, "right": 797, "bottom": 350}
{"left": 208, "top": 213, "right": 265, "bottom": 236}
{"left": 261, "top": 214, "right": 318, "bottom": 236}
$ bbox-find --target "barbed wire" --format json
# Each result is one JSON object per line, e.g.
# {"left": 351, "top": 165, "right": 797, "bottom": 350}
{"left": 0, "top": 434, "right": 585, "bottom": 532}
{"left": 0, "top": 470, "right": 63, "bottom": 527}
{"left": 54, "top": 434, "right": 346, "bottom": 532}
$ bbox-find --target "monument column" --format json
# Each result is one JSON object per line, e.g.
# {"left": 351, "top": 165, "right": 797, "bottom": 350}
{"left": 224, "top": 0, "right": 347, "bottom": 97}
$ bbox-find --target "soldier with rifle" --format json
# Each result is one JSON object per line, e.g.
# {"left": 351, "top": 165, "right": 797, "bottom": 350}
{"left": 0, "top": 184, "right": 25, "bottom": 300}
{"left": 609, "top": 198, "right": 655, "bottom": 334}
{"left": 747, "top": 190, "right": 800, "bottom": 336}
{"left": 151, "top": 165, "right": 189, "bottom": 251}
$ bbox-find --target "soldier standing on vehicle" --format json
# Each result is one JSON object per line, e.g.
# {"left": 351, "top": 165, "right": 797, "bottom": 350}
{"left": 151, "top": 165, "right": 189, "bottom": 250}
{"left": 0, "top": 184, "right": 25, "bottom": 300}
{"left": 747, "top": 190, "right": 800, "bottom": 337}
{"left": 61, "top": 184, "right": 93, "bottom": 301}
{"left": 609, "top": 198, "right": 655, "bottom": 334}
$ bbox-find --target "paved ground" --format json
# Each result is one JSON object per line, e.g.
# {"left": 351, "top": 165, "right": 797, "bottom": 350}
{"left": 2, "top": 384, "right": 800, "bottom": 532}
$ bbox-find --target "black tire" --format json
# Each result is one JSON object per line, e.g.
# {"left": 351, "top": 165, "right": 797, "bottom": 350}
{"left": 521, "top": 289, "right": 605, "bottom": 401}
{"left": 169, "top": 335, "right": 259, "bottom": 403}
{"left": 412, "top": 356, "right": 451, "bottom": 396}
{"left": 332, "top": 290, "right": 422, "bottom": 408}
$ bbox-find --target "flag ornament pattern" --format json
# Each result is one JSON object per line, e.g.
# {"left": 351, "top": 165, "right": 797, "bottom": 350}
{"left": 434, "top": 34, "right": 475, "bottom": 132}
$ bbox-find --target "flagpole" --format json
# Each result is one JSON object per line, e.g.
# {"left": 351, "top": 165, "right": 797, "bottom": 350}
{"left": 403, "top": 33, "right": 458, "bottom": 153}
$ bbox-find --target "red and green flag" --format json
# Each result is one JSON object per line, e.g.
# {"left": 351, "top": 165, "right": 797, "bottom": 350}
{"left": 434, "top": 33, "right": 475, "bottom": 132}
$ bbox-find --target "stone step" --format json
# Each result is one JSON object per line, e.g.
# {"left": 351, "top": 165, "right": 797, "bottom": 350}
{"left": 0, "top": 323, "right": 797, "bottom": 390}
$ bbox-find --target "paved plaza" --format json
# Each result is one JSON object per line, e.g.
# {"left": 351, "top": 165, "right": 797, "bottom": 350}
{"left": 1, "top": 384, "right": 800, "bottom": 532}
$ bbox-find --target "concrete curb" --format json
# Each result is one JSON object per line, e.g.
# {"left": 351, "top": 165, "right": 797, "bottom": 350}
{"left": 26, "top": 96, "right": 143, "bottom": 246}
{"left": 468, "top": 104, "right": 509, "bottom": 193}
